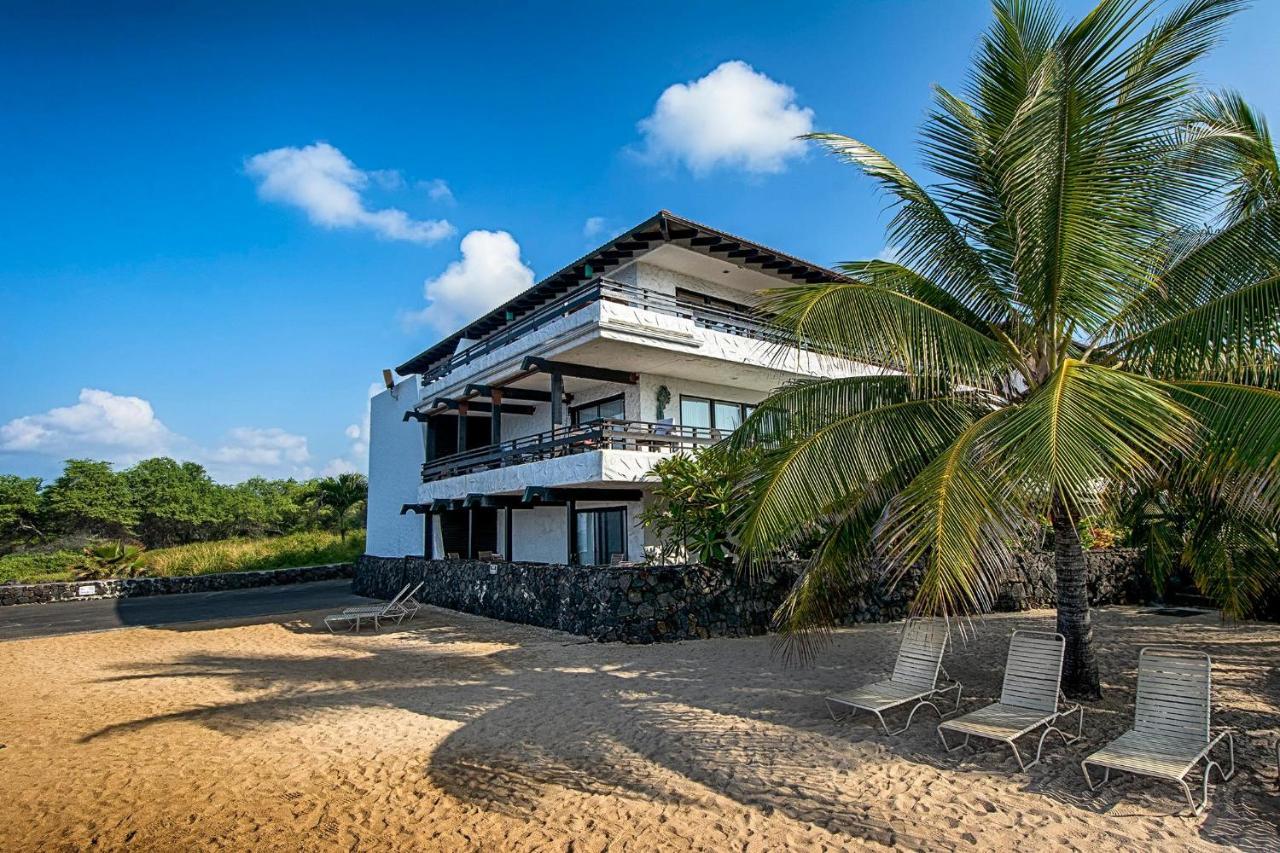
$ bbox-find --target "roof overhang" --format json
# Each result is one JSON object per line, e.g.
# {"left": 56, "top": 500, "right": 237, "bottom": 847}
{"left": 395, "top": 210, "right": 848, "bottom": 376}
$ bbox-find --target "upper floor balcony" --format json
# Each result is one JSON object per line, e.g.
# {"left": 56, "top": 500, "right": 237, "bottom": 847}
{"left": 417, "top": 276, "right": 793, "bottom": 389}
{"left": 421, "top": 417, "right": 719, "bottom": 483}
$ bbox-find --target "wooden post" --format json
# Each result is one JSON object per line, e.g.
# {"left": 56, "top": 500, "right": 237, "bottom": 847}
{"left": 424, "top": 418, "right": 437, "bottom": 461}
{"left": 423, "top": 511, "right": 433, "bottom": 559}
{"left": 490, "top": 389, "right": 503, "bottom": 446}
{"left": 549, "top": 372, "right": 564, "bottom": 427}
{"left": 456, "top": 402, "right": 469, "bottom": 455}
{"left": 504, "top": 505, "right": 513, "bottom": 561}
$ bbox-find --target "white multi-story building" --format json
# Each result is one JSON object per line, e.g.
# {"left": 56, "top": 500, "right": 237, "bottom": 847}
{"left": 366, "top": 211, "right": 868, "bottom": 564}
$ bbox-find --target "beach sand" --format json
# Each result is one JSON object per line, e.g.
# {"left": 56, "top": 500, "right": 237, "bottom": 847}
{"left": 0, "top": 605, "right": 1276, "bottom": 851}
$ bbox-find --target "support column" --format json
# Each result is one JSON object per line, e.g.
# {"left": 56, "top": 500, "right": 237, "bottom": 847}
{"left": 566, "top": 499, "right": 577, "bottom": 564}
{"left": 424, "top": 418, "right": 437, "bottom": 461}
{"left": 549, "top": 372, "right": 564, "bottom": 427}
{"left": 504, "top": 505, "right": 513, "bottom": 561}
{"left": 467, "top": 507, "right": 475, "bottom": 560}
{"left": 423, "top": 512, "right": 433, "bottom": 559}
{"left": 456, "top": 403, "right": 469, "bottom": 455}
{"left": 490, "top": 389, "right": 503, "bottom": 446}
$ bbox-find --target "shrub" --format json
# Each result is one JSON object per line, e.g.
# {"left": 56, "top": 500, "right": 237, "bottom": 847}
{"left": 139, "top": 531, "right": 365, "bottom": 577}
{"left": 0, "top": 551, "right": 80, "bottom": 584}
{"left": 75, "top": 541, "right": 148, "bottom": 580}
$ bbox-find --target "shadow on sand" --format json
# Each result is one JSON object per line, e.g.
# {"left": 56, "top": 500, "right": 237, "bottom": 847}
{"left": 81, "top": 606, "right": 1280, "bottom": 850}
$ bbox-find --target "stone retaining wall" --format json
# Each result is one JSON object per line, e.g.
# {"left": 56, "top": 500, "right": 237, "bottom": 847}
{"left": 356, "top": 549, "right": 1147, "bottom": 643}
{"left": 0, "top": 562, "right": 355, "bottom": 607}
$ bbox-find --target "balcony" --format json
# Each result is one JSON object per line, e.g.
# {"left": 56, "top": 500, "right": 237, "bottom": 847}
{"left": 419, "top": 277, "right": 787, "bottom": 387}
{"left": 421, "top": 418, "right": 721, "bottom": 482}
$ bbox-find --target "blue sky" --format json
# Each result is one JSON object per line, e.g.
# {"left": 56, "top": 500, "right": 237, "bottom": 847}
{"left": 2, "top": 1, "right": 1276, "bottom": 482}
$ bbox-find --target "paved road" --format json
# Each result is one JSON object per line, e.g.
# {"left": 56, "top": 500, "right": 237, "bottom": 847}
{"left": 0, "top": 580, "right": 375, "bottom": 642}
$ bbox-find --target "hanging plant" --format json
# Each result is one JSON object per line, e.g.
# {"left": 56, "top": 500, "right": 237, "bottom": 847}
{"left": 655, "top": 385, "right": 671, "bottom": 420}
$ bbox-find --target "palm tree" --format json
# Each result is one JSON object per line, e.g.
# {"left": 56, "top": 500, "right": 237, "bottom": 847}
{"left": 314, "top": 473, "right": 368, "bottom": 541}
{"left": 730, "top": 0, "right": 1280, "bottom": 699}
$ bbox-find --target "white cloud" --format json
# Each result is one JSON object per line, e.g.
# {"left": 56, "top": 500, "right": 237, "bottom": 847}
{"left": 583, "top": 216, "right": 608, "bottom": 238}
{"left": 402, "top": 230, "right": 535, "bottom": 332}
{"left": 0, "top": 389, "right": 323, "bottom": 481}
{"left": 636, "top": 60, "right": 814, "bottom": 175}
{"left": 419, "top": 178, "right": 455, "bottom": 204}
{"left": 319, "top": 382, "right": 380, "bottom": 477}
{"left": 209, "top": 427, "right": 310, "bottom": 467}
{"left": 246, "top": 142, "right": 454, "bottom": 244}
{"left": 0, "top": 389, "right": 176, "bottom": 457}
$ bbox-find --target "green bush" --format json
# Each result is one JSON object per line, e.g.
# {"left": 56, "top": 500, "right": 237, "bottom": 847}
{"left": 0, "top": 551, "right": 81, "bottom": 584}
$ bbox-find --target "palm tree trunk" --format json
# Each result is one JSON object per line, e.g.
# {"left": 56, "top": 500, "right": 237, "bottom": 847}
{"left": 1053, "top": 498, "right": 1101, "bottom": 699}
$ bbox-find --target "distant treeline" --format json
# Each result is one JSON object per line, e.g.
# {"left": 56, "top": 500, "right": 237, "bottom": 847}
{"left": 0, "top": 457, "right": 368, "bottom": 551}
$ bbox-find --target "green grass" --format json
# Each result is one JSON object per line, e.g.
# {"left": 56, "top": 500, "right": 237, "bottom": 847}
{"left": 0, "top": 531, "right": 364, "bottom": 585}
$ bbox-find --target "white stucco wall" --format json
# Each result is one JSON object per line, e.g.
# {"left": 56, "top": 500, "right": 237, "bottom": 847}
{"left": 366, "top": 377, "right": 426, "bottom": 557}
{"left": 505, "top": 499, "right": 646, "bottom": 563}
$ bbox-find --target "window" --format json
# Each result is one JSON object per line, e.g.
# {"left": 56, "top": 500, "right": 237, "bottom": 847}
{"left": 574, "top": 507, "right": 627, "bottom": 565}
{"left": 571, "top": 393, "right": 625, "bottom": 425}
{"left": 680, "top": 396, "right": 755, "bottom": 433}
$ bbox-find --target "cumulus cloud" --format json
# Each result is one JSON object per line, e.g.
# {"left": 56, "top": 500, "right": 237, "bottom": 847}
{"left": 0, "top": 389, "right": 322, "bottom": 481}
{"left": 209, "top": 427, "right": 310, "bottom": 467}
{"left": 0, "top": 389, "right": 176, "bottom": 457}
{"left": 246, "top": 142, "right": 454, "bottom": 244}
{"left": 583, "top": 216, "right": 608, "bottom": 238}
{"left": 636, "top": 60, "right": 814, "bottom": 175}
{"left": 419, "top": 178, "right": 455, "bottom": 204}
{"left": 320, "top": 382, "right": 380, "bottom": 477}
{"left": 402, "top": 230, "right": 535, "bottom": 332}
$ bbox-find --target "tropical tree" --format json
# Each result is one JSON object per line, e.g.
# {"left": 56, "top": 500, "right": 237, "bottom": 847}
{"left": 41, "top": 459, "right": 137, "bottom": 539}
{"left": 730, "top": 0, "right": 1280, "bottom": 698}
{"left": 0, "top": 475, "right": 43, "bottom": 545}
{"left": 313, "top": 473, "right": 368, "bottom": 541}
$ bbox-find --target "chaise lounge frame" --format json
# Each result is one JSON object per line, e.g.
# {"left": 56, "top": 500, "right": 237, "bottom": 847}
{"left": 324, "top": 582, "right": 419, "bottom": 633}
{"left": 1081, "top": 646, "right": 1235, "bottom": 815}
{"left": 825, "top": 618, "right": 963, "bottom": 735}
{"left": 937, "top": 629, "right": 1083, "bottom": 772}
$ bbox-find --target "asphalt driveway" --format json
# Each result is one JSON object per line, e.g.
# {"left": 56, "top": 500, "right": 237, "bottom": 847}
{"left": 0, "top": 579, "right": 373, "bottom": 641}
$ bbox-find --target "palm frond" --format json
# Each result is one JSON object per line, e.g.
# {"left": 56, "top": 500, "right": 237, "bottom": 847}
{"left": 1177, "top": 88, "right": 1280, "bottom": 222}
{"left": 804, "top": 133, "right": 1014, "bottom": 325}
{"left": 985, "top": 360, "right": 1197, "bottom": 514}
{"left": 1170, "top": 381, "right": 1280, "bottom": 523}
{"left": 759, "top": 281, "right": 1023, "bottom": 389}
{"left": 733, "top": 390, "right": 977, "bottom": 558}
{"left": 1110, "top": 272, "right": 1280, "bottom": 385}
{"left": 876, "top": 408, "right": 1029, "bottom": 617}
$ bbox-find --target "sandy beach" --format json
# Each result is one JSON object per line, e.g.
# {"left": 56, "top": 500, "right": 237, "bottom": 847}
{"left": 0, "top": 605, "right": 1276, "bottom": 851}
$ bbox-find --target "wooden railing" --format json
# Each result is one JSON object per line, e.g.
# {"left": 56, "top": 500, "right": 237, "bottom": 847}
{"left": 421, "top": 418, "right": 721, "bottom": 482}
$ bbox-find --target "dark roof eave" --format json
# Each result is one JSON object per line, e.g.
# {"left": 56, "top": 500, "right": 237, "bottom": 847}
{"left": 395, "top": 210, "right": 848, "bottom": 376}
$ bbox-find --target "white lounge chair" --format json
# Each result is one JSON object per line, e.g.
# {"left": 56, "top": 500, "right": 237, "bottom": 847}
{"left": 1081, "top": 646, "right": 1235, "bottom": 815}
{"left": 825, "top": 618, "right": 962, "bottom": 734}
{"left": 937, "top": 630, "right": 1083, "bottom": 771}
{"left": 324, "top": 583, "right": 412, "bottom": 633}
{"left": 396, "top": 582, "right": 426, "bottom": 622}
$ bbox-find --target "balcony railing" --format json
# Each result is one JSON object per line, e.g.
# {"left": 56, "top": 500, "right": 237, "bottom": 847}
{"left": 420, "top": 277, "right": 786, "bottom": 386}
{"left": 421, "top": 418, "right": 722, "bottom": 482}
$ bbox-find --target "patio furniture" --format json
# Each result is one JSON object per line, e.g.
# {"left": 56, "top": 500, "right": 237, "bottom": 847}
{"left": 323, "top": 583, "right": 413, "bottom": 633}
{"left": 1081, "top": 647, "right": 1235, "bottom": 815}
{"left": 389, "top": 582, "right": 425, "bottom": 623}
{"left": 825, "top": 618, "right": 962, "bottom": 735}
{"left": 937, "top": 630, "right": 1082, "bottom": 771}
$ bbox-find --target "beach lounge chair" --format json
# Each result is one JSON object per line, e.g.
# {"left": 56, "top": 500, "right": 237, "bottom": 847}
{"left": 324, "top": 583, "right": 412, "bottom": 633}
{"left": 937, "top": 630, "right": 1082, "bottom": 771}
{"left": 1081, "top": 647, "right": 1235, "bottom": 815}
{"left": 396, "top": 582, "right": 426, "bottom": 622}
{"left": 825, "top": 618, "right": 962, "bottom": 735}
